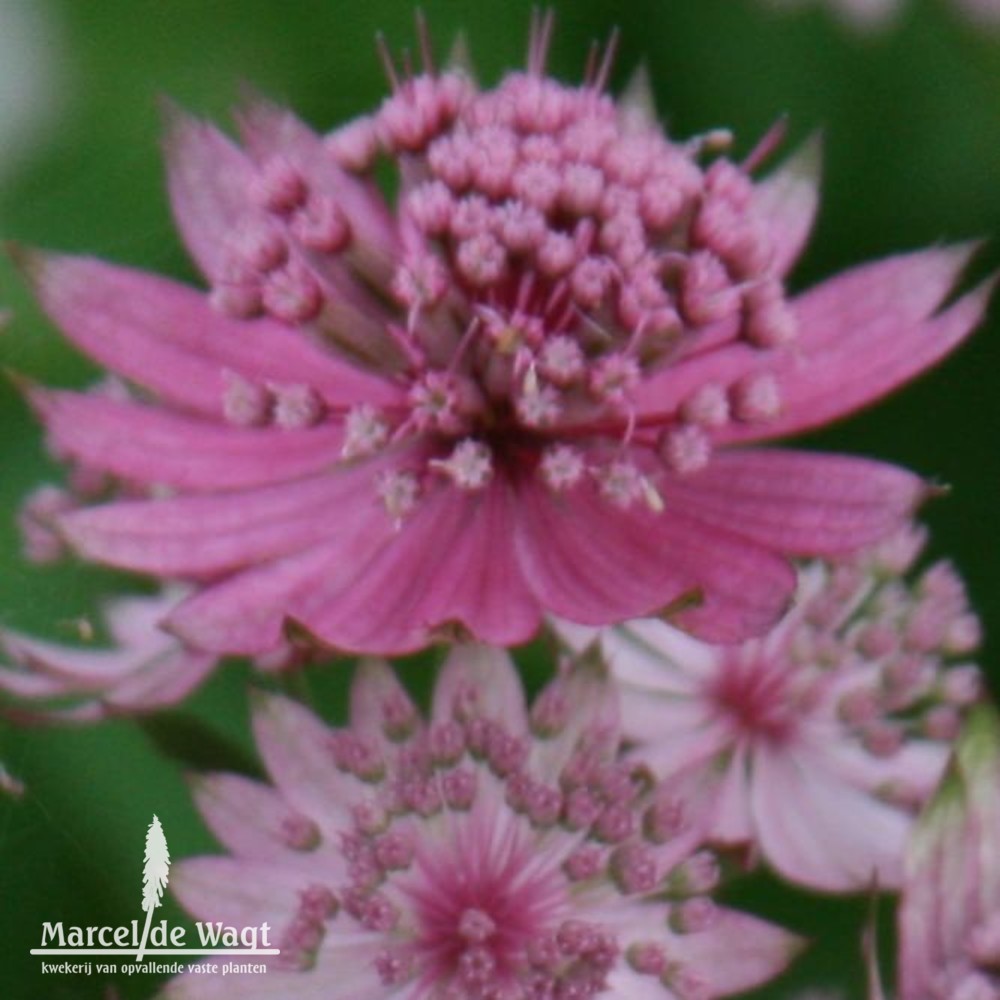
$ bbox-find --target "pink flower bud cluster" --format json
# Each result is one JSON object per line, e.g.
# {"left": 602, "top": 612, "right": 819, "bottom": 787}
{"left": 197, "top": 22, "right": 802, "bottom": 519}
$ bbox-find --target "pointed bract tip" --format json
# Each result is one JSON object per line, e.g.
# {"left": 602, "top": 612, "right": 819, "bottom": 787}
{"left": 234, "top": 80, "right": 277, "bottom": 119}
{"left": 183, "top": 770, "right": 207, "bottom": 791}
{"left": 428, "top": 618, "right": 477, "bottom": 645}
{"left": 3, "top": 366, "right": 40, "bottom": 399}
{"left": 445, "top": 31, "right": 475, "bottom": 78}
{"left": 155, "top": 608, "right": 187, "bottom": 645}
{"left": 414, "top": 8, "right": 436, "bottom": 75}
{"left": 968, "top": 268, "right": 1000, "bottom": 311}
{"left": 247, "top": 685, "right": 278, "bottom": 712}
{"left": 280, "top": 614, "right": 342, "bottom": 656}
{"left": 565, "top": 638, "right": 610, "bottom": 680}
{"left": 652, "top": 586, "right": 705, "bottom": 621}
{"left": 921, "top": 479, "right": 952, "bottom": 502}
{"left": 956, "top": 702, "right": 1000, "bottom": 773}
{"left": 794, "top": 128, "right": 824, "bottom": 175}
{"left": 743, "top": 115, "right": 790, "bottom": 174}
{"left": 786, "top": 931, "right": 812, "bottom": 961}
{"left": 861, "top": 881, "right": 888, "bottom": 1000}
{"left": 157, "top": 97, "right": 206, "bottom": 154}
{"left": 953, "top": 235, "right": 987, "bottom": 263}
{"left": 619, "top": 62, "right": 657, "bottom": 127}
{"left": 248, "top": 688, "right": 301, "bottom": 739}
{"left": 933, "top": 237, "right": 987, "bottom": 288}
{"left": 765, "top": 128, "right": 823, "bottom": 186}
{"left": 4, "top": 241, "right": 47, "bottom": 284}
{"left": 156, "top": 94, "right": 185, "bottom": 126}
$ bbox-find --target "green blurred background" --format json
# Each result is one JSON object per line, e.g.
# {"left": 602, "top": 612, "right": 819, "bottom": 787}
{"left": 0, "top": 0, "right": 997, "bottom": 996}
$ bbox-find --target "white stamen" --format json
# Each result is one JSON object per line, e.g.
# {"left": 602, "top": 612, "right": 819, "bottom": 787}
{"left": 730, "top": 373, "right": 782, "bottom": 423}
{"left": 681, "top": 383, "right": 730, "bottom": 429}
{"left": 538, "top": 335, "right": 585, "bottom": 385}
{"left": 517, "top": 377, "right": 561, "bottom": 428}
{"left": 343, "top": 404, "right": 390, "bottom": 459}
{"left": 660, "top": 424, "right": 711, "bottom": 475}
{"left": 272, "top": 384, "right": 324, "bottom": 429}
{"left": 376, "top": 470, "right": 420, "bottom": 526}
{"left": 596, "top": 460, "right": 645, "bottom": 508}
{"left": 409, "top": 372, "right": 466, "bottom": 434}
{"left": 539, "top": 445, "right": 586, "bottom": 491}
{"left": 589, "top": 354, "right": 641, "bottom": 406}
{"left": 430, "top": 440, "right": 494, "bottom": 490}
{"left": 222, "top": 370, "right": 270, "bottom": 427}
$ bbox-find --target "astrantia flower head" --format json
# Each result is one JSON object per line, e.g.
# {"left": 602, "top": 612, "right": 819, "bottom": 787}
{"left": 557, "top": 524, "right": 985, "bottom": 892}
{"left": 165, "top": 647, "right": 802, "bottom": 998}
{"left": 19, "top": 13, "right": 989, "bottom": 656}
{"left": 0, "top": 589, "right": 217, "bottom": 720}
{"left": 765, "top": 0, "right": 1000, "bottom": 31}
{"left": 897, "top": 705, "right": 1000, "bottom": 1000}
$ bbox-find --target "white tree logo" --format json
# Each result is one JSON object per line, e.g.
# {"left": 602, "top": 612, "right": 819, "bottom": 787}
{"left": 136, "top": 814, "right": 170, "bottom": 961}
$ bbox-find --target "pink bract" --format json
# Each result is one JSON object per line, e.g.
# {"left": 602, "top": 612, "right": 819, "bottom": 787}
{"left": 164, "top": 645, "right": 802, "bottom": 999}
{"left": 0, "top": 589, "right": 217, "bottom": 720}
{"left": 19, "top": 16, "right": 989, "bottom": 656}
{"left": 556, "top": 525, "right": 985, "bottom": 892}
{"left": 897, "top": 705, "right": 1000, "bottom": 999}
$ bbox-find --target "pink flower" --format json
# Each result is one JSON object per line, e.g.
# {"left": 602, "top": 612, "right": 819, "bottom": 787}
{"left": 955, "top": 0, "right": 1000, "bottom": 27}
{"left": 19, "top": 16, "right": 988, "bottom": 656}
{"left": 763, "top": 0, "right": 903, "bottom": 29}
{"left": 0, "top": 589, "right": 217, "bottom": 720}
{"left": 165, "top": 646, "right": 802, "bottom": 998}
{"left": 557, "top": 525, "right": 984, "bottom": 892}
{"left": 897, "top": 705, "right": 1000, "bottom": 999}
{"left": 763, "top": 0, "right": 1000, "bottom": 30}
{"left": 0, "top": 760, "right": 23, "bottom": 798}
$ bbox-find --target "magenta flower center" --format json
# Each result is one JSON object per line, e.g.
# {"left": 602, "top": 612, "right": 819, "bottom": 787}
{"left": 696, "top": 551, "right": 983, "bottom": 769}
{"left": 706, "top": 653, "right": 801, "bottom": 744}
{"left": 403, "top": 831, "right": 564, "bottom": 993}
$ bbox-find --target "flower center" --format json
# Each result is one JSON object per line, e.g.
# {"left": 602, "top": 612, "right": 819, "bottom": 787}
{"left": 211, "top": 17, "right": 799, "bottom": 522}
{"left": 404, "top": 836, "right": 563, "bottom": 994}
{"left": 707, "top": 653, "right": 800, "bottom": 744}
{"left": 377, "top": 68, "right": 792, "bottom": 461}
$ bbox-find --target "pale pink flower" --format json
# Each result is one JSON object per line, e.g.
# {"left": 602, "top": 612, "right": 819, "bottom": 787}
{"left": 955, "top": 0, "right": 1000, "bottom": 27}
{"left": 0, "top": 759, "right": 23, "bottom": 797}
{"left": 897, "top": 705, "right": 1000, "bottom": 999}
{"left": 0, "top": 589, "right": 217, "bottom": 720}
{"left": 557, "top": 525, "right": 984, "bottom": 892}
{"left": 764, "top": 0, "right": 903, "bottom": 29}
{"left": 165, "top": 646, "right": 802, "bottom": 998}
{"left": 19, "top": 16, "right": 988, "bottom": 656}
{"left": 764, "top": 0, "right": 1000, "bottom": 30}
